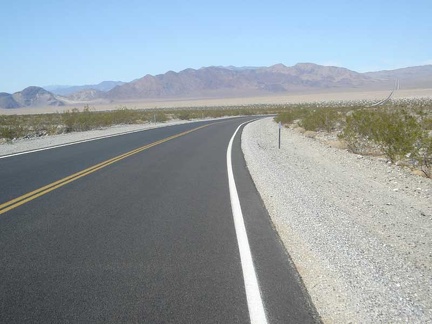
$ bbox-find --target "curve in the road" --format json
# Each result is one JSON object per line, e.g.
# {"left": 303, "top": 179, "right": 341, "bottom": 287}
{"left": 0, "top": 117, "right": 320, "bottom": 323}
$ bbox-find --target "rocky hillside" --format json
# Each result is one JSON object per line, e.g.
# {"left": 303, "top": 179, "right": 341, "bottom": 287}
{"left": 0, "top": 93, "right": 20, "bottom": 109}
{"left": 0, "top": 87, "right": 64, "bottom": 109}
{"left": 106, "top": 63, "right": 374, "bottom": 100}
{"left": 365, "top": 65, "right": 432, "bottom": 88}
{"left": 66, "top": 89, "right": 106, "bottom": 101}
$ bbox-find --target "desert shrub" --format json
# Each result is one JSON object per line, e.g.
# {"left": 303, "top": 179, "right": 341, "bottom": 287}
{"left": 153, "top": 111, "right": 168, "bottom": 122}
{"left": 237, "top": 109, "right": 254, "bottom": 116}
{"left": 176, "top": 111, "right": 191, "bottom": 120}
{"left": 414, "top": 135, "right": 432, "bottom": 177}
{"left": 61, "top": 106, "right": 153, "bottom": 132}
{"left": 421, "top": 117, "right": 432, "bottom": 130}
{"left": 62, "top": 107, "right": 93, "bottom": 132}
{"left": 0, "top": 116, "right": 24, "bottom": 139}
{"left": 274, "top": 108, "right": 309, "bottom": 125}
{"left": 206, "top": 110, "right": 225, "bottom": 118}
{"left": 338, "top": 110, "right": 379, "bottom": 154}
{"left": 299, "top": 109, "right": 340, "bottom": 132}
{"left": 0, "top": 126, "right": 22, "bottom": 139}
{"left": 108, "top": 107, "right": 149, "bottom": 125}
{"left": 340, "top": 109, "right": 425, "bottom": 162}
{"left": 376, "top": 111, "right": 424, "bottom": 163}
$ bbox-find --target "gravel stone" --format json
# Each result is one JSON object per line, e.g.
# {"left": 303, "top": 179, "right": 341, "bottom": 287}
{"left": 242, "top": 117, "right": 432, "bottom": 323}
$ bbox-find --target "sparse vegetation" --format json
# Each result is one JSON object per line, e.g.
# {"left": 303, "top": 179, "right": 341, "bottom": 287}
{"left": 62, "top": 106, "right": 153, "bottom": 132}
{"left": 274, "top": 107, "right": 309, "bottom": 124}
{"left": 0, "top": 106, "right": 153, "bottom": 140}
{"left": 0, "top": 104, "right": 281, "bottom": 141}
{"left": 2, "top": 98, "right": 431, "bottom": 178}
{"left": 340, "top": 109, "right": 425, "bottom": 162}
{"left": 299, "top": 109, "right": 341, "bottom": 132}
{"left": 275, "top": 98, "right": 432, "bottom": 177}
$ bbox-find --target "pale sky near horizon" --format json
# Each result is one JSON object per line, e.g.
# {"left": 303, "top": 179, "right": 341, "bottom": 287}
{"left": 1, "top": 0, "right": 431, "bottom": 93}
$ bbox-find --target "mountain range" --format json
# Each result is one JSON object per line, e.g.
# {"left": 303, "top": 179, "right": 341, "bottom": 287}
{"left": 44, "top": 81, "right": 125, "bottom": 96}
{"left": 1, "top": 63, "right": 432, "bottom": 109}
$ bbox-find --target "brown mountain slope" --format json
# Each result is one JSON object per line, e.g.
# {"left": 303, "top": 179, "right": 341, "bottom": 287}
{"left": 364, "top": 65, "right": 432, "bottom": 88}
{"left": 12, "top": 87, "right": 65, "bottom": 107}
{"left": 66, "top": 89, "right": 106, "bottom": 101}
{"left": 107, "top": 63, "right": 374, "bottom": 100}
{"left": 0, "top": 93, "right": 20, "bottom": 109}
{"left": 0, "top": 87, "right": 65, "bottom": 109}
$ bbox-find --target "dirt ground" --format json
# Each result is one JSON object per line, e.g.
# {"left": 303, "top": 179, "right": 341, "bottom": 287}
{"left": 1, "top": 88, "right": 431, "bottom": 115}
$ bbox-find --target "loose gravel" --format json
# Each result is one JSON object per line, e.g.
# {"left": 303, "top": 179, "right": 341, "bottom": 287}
{"left": 242, "top": 117, "right": 431, "bottom": 323}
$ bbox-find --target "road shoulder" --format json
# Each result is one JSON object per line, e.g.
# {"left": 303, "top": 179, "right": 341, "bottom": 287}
{"left": 242, "top": 117, "right": 432, "bottom": 323}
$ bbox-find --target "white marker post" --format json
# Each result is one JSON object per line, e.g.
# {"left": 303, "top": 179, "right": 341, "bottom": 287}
{"left": 278, "top": 121, "right": 282, "bottom": 149}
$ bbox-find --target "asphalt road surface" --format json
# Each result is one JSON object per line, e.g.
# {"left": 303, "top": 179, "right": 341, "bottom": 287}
{"left": 0, "top": 117, "right": 320, "bottom": 323}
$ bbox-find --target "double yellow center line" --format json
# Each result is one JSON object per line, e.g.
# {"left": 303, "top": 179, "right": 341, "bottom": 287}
{"left": 0, "top": 124, "right": 209, "bottom": 215}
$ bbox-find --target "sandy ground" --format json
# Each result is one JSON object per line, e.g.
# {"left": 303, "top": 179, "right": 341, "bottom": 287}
{"left": 242, "top": 118, "right": 432, "bottom": 323}
{"left": 1, "top": 88, "right": 431, "bottom": 115}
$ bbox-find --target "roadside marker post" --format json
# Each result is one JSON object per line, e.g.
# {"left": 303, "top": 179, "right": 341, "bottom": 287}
{"left": 278, "top": 121, "right": 281, "bottom": 149}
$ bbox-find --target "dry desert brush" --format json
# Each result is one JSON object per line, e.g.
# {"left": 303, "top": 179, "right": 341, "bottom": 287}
{"left": 275, "top": 99, "right": 432, "bottom": 177}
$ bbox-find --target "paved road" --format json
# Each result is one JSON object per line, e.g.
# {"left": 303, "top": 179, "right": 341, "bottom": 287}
{"left": 0, "top": 117, "right": 319, "bottom": 323}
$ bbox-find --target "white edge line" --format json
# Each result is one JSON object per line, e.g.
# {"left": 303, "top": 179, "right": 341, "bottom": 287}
{"left": 227, "top": 119, "right": 268, "bottom": 324}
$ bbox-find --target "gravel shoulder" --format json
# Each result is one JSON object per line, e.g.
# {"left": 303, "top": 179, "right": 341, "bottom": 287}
{"left": 242, "top": 117, "right": 432, "bottom": 323}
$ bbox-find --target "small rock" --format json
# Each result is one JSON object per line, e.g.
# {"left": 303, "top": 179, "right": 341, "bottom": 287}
{"left": 294, "top": 127, "right": 306, "bottom": 134}
{"left": 396, "top": 161, "right": 411, "bottom": 167}
{"left": 304, "top": 131, "right": 317, "bottom": 138}
{"left": 55, "top": 125, "right": 68, "bottom": 134}
{"left": 327, "top": 140, "right": 348, "bottom": 150}
{"left": 411, "top": 170, "right": 427, "bottom": 178}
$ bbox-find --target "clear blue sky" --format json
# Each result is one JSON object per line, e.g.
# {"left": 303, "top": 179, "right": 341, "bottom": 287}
{"left": 1, "top": 0, "right": 431, "bottom": 93}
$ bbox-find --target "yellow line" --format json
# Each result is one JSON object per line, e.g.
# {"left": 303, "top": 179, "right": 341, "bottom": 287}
{"left": 0, "top": 124, "right": 209, "bottom": 215}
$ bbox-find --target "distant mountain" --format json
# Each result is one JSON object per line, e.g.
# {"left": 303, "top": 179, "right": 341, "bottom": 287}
{"left": 3, "top": 63, "right": 432, "bottom": 109}
{"left": 66, "top": 89, "right": 106, "bottom": 101}
{"left": 0, "top": 93, "right": 20, "bottom": 108}
{"left": 364, "top": 65, "right": 432, "bottom": 88}
{"left": 106, "top": 63, "right": 373, "bottom": 100}
{"left": 0, "top": 87, "right": 64, "bottom": 109}
{"left": 45, "top": 81, "right": 125, "bottom": 96}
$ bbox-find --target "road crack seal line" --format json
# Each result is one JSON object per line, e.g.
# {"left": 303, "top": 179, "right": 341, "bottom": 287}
{"left": 0, "top": 124, "right": 209, "bottom": 215}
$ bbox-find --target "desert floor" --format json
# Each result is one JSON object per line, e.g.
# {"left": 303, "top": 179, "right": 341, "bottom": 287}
{"left": 1, "top": 88, "right": 431, "bottom": 115}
